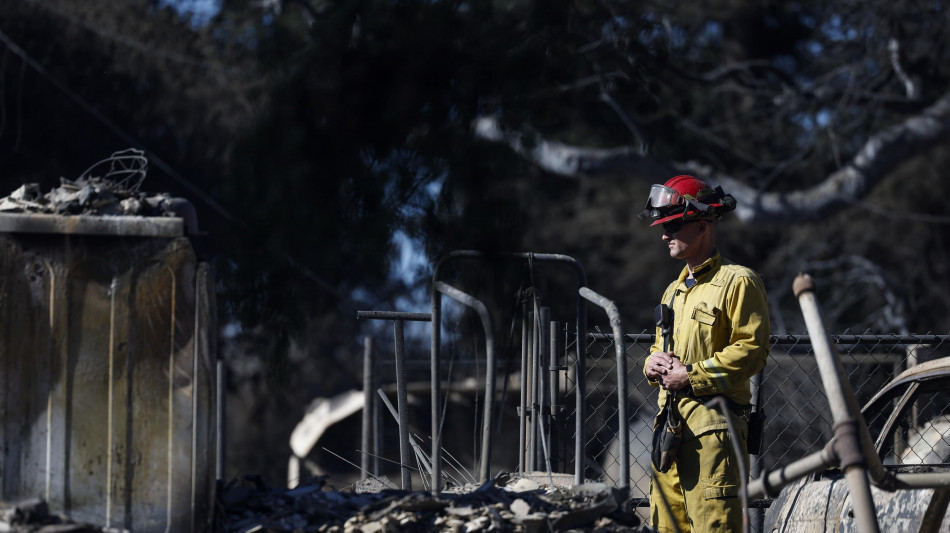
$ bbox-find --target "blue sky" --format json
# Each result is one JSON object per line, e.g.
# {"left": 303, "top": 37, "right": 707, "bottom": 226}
{"left": 159, "top": 0, "right": 223, "bottom": 25}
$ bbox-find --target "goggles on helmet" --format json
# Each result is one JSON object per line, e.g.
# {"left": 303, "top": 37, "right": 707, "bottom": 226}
{"left": 638, "top": 184, "right": 692, "bottom": 222}
{"left": 647, "top": 184, "right": 686, "bottom": 210}
{"left": 638, "top": 182, "right": 736, "bottom": 225}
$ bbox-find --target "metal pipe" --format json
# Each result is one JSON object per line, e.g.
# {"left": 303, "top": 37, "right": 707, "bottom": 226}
{"left": 360, "top": 337, "right": 374, "bottom": 481}
{"left": 892, "top": 473, "right": 950, "bottom": 489}
{"left": 430, "top": 289, "right": 443, "bottom": 491}
{"left": 430, "top": 251, "right": 587, "bottom": 487}
{"left": 578, "top": 287, "right": 629, "bottom": 490}
{"left": 356, "top": 310, "right": 432, "bottom": 322}
{"left": 747, "top": 445, "right": 837, "bottom": 499}
{"left": 519, "top": 300, "right": 528, "bottom": 474}
{"left": 434, "top": 281, "right": 496, "bottom": 483}
{"left": 356, "top": 310, "right": 433, "bottom": 486}
{"left": 528, "top": 306, "right": 537, "bottom": 471}
{"left": 393, "top": 320, "right": 412, "bottom": 490}
{"left": 373, "top": 368, "right": 380, "bottom": 478}
{"left": 539, "top": 308, "right": 551, "bottom": 473}
{"left": 750, "top": 371, "right": 763, "bottom": 533}
{"left": 906, "top": 344, "right": 921, "bottom": 451}
{"left": 842, "top": 467, "right": 879, "bottom": 533}
{"left": 549, "top": 321, "right": 563, "bottom": 472}
{"left": 794, "top": 273, "right": 880, "bottom": 533}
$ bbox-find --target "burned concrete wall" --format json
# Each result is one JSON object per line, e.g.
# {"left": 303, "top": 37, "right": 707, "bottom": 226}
{"left": 0, "top": 229, "right": 216, "bottom": 532}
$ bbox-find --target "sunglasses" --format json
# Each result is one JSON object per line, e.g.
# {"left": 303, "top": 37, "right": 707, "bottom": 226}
{"left": 661, "top": 219, "right": 698, "bottom": 234}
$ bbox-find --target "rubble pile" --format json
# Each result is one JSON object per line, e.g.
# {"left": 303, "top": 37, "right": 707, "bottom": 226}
{"left": 217, "top": 474, "right": 651, "bottom": 533}
{"left": 0, "top": 148, "right": 184, "bottom": 219}
{"left": 0, "top": 498, "right": 105, "bottom": 532}
{"left": 0, "top": 178, "right": 183, "bottom": 218}
{"left": 0, "top": 475, "right": 651, "bottom": 532}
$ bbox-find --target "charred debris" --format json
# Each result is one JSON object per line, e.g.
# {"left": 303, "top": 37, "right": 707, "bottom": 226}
{"left": 215, "top": 473, "right": 648, "bottom": 533}
{"left": 0, "top": 149, "right": 193, "bottom": 222}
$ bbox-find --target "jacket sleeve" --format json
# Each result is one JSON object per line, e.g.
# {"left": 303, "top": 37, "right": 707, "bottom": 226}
{"left": 688, "top": 274, "right": 770, "bottom": 397}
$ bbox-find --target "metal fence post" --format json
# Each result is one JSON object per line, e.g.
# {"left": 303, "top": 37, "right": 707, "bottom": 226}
{"left": 393, "top": 320, "right": 412, "bottom": 489}
{"left": 749, "top": 371, "right": 763, "bottom": 533}
{"left": 431, "top": 251, "right": 587, "bottom": 486}
{"left": 356, "top": 311, "right": 432, "bottom": 490}
{"left": 360, "top": 336, "right": 375, "bottom": 481}
{"left": 579, "top": 287, "right": 629, "bottom": 490}
{"left": 519, "top": 299, "right": 529, "bottom": 474}
{"left": 549, "top": 320, "right": 563, "bottom": 472}
{"left": 431, "top": 290, "right": 443, "bottom": 491}
{"left": 538, "top": 307, "right": 552, "bottom": 473}
{"left": 793, "top": 274, "right": 880, "bottom": 533}
{"left": 434, "top": 281, "right": 497, "bottom": 483}
{"left": 528, "top": 306, "right": 538, "bottom": 472}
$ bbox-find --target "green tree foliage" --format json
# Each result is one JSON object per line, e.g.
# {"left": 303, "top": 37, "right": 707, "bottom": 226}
{"left": 5, "top": 0, "right": 950, "bottom": 481}
{"left": 442, "top": 0, "right": 950, "bottom": 334}
{"left": 0, "top": 0, "right": 255, "bottom": 193}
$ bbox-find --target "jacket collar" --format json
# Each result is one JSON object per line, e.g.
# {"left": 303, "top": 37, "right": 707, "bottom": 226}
{"left": 676, "top": 250, "right": 721, "bottom": 289}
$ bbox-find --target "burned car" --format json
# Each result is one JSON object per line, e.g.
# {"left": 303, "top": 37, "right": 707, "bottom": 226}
{"left": 763, "top": 356, "right": 950, "bottom": 532}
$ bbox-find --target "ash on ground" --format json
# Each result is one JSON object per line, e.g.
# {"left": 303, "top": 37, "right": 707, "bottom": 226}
{"left": 217, "top": 473, "right": 653, "bottom": 533}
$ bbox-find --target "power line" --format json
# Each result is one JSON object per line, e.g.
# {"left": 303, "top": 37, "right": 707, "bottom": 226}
{"left": 26, "top": 0, "right": 246, "bottom": 75}
{"left": 0, "top": 27, "right": 240, "bottom": 225}
{"left": 0, "top": 26, "right": 352, "bottom": 310}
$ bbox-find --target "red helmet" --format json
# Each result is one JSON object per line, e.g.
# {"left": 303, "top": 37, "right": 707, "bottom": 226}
{"left": 638, "top": 175, "right": 736, "bottom": 226}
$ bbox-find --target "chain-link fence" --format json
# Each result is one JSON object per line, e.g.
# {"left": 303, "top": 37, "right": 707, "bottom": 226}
{"left": 568, "top": 331, "right": 950, "bottom": 502}
{"left": 357, "top": 268, "right": 950, "bottom": 520}
{"left": 358, "top": 251, "right": 950, "bottom": 514}
{"left": 361, "top": 318, "right": 950, "bottom": 494}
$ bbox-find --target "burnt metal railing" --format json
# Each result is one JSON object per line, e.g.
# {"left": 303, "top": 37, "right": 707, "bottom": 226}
{"left": 433, "top": 282, "right": 496, "bottom": 483}
{"left": 356, "top": 310, "right": 432, "bottom": 490}
{"left": 430, "top": 251, "right": 587, "bottom": 490}
{"left": 579, "top": 287, "right": 629, "bottom": 491}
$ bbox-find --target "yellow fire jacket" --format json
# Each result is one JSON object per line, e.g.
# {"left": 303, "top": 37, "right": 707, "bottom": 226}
{"left": 644, "top": 251, "right": 770, "bottom": 439}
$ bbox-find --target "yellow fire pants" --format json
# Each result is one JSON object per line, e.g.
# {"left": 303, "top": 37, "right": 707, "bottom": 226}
{"left": 650, "top": 429, "right": 748, "bottom": 533}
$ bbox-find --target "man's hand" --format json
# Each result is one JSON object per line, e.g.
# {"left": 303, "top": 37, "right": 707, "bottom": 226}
{"left": 646, "top": 351, "right": 675, "bottom": 381}
{"left": 661, "top": 357, "right": 690, "bottom": 391}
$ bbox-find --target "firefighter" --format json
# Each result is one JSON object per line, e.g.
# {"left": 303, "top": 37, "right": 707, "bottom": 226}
{"left": 640, "top": 175, "right": 771, "bottom": 533}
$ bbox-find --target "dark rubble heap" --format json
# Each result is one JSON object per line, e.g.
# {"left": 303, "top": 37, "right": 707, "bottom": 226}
{"left": 217, "top": 474, "right": 652, "bottom": 533}
{"left": 0, "top": 149, "right": 185, "bottom": 218}
{"left": 0, "top": 178, "right": 183, "bottom": 218}
{"left": 0, "top": 498, "right": 105, "bottom": 532}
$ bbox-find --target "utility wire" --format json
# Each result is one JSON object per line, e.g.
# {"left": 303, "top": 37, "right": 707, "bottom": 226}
{"left": 0, "top": 44, "right": 27, "bottom": 150}
{"left": 25, "top": 0, "right": 246, "bottom": 75}
{"left": 0, "top": 27, "right": 352, "bottom": 311}
{"left": 0, "top": 28, "right": 235, "bottom": 223}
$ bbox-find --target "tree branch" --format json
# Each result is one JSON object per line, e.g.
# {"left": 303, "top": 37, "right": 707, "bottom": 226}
{"left": 473, "top": 90, "right": 950, "bottom": 224}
